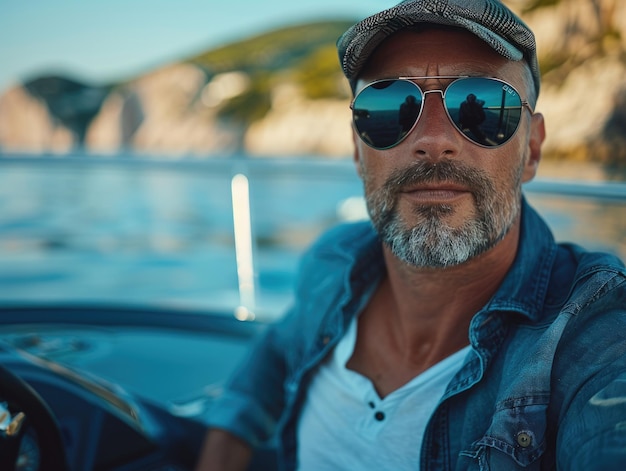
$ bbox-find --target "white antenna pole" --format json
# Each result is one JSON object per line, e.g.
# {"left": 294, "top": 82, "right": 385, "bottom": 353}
{"left": 231, "top": 173, "right": 256, "bottom": 321}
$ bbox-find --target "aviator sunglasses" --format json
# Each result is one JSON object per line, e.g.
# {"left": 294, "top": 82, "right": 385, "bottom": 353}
{"left": 351, "top": 76, "right": 533, "bottom": 149}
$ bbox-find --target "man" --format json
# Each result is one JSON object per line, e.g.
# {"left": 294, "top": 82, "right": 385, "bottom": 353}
{"left": 196, "top": 1, "right": 626, "bottom": 470}
{"left": 458, "top": 93, "right": 488, "bottom": 144}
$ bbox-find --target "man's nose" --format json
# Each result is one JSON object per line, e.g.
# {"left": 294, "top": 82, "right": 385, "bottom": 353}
{"left": 403, "top": 92, "right": 463, "bottom": 160}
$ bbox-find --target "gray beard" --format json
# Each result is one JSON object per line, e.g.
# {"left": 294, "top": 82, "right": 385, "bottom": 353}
{"left": 364, "top": 159, "right": 522, "bottom": 268}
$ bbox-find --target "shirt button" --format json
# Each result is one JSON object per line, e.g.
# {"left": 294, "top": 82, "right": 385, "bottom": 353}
{"left": 321, "top": 336, "right": 330, "bottom": 345}
{"left": 374, "top": 411, "right": 385, "bottom": 421}
{"left": 517, "top": 432, "right": 532, "bottom": 448}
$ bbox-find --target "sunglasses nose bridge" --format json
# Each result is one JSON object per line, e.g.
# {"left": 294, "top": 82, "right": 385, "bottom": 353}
{"left": 397, "top": 90, "right": 465, "bottom": 158}
{"left": 410, "top": 90, "right": 460, "bottom": 137}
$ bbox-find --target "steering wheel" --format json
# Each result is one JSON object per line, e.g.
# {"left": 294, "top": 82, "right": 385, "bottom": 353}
{"left": 0, "top": 364, "right": 69, "bottom": 471}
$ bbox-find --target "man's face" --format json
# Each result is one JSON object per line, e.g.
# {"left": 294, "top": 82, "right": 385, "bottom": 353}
{"left": 353, "top": 28, "right": 544, "bottom": 268}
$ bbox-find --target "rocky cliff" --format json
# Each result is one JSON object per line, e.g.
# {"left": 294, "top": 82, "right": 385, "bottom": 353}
{"left": 1, "top": 0, "right": 624, "bottom": 164}
{"left": 519, "top": 0, "right": 626, "bottom": 164}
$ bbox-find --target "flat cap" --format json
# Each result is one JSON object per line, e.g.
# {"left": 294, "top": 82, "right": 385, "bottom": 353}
{"left": 337, "top": 0, "right": 540, "bottom": 96}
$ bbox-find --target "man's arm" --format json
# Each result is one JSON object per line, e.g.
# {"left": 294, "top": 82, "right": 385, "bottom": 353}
{"left": 554, "top": 277, "right": 626, "bottom": 470}
{"left": 557, "top": 372, "right": 626, "bottom": 470}
{"left": 195, "top": 428, "right": 253, "bottom": 471}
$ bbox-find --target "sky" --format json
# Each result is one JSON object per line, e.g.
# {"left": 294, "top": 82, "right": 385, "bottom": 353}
{"left": 0, "top": 0, "right": 398, "bottom": 93}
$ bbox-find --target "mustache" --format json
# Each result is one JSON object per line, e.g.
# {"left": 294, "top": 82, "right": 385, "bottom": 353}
{"left": 383, "top": 159, "right": 493, "bottom": 196}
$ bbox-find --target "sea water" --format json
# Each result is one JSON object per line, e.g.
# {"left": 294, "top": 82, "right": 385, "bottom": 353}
{"left": 0, "top": 154, "right": 624, "bottom": 320}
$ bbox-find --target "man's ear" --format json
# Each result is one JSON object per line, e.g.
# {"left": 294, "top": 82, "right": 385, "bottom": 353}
{"left": 522, "top": 112, "right": 546, "bottom": 183}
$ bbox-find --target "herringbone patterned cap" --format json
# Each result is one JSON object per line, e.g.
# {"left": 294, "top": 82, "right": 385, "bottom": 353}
{"left": 337, "top": 0, "right": 540, "bottom": 96}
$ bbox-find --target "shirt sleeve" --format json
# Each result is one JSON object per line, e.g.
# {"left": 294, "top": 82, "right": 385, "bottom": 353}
{"left": 204, "top": 310, "right": 295, "bottom": 447}
{"left": 555, "top": 273, "right": 626, "bottom": 470}
{"left": 558, "top": 371, "right": 626, "bottom": 470}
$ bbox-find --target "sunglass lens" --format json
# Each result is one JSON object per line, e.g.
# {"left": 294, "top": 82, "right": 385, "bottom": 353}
{"left": 352, "top": 80, "right": 422, "bottom": 149}
{"left": 445, "top": 78, "right": 523, "bottom": 147}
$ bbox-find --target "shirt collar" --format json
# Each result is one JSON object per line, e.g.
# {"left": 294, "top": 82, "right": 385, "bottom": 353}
{"left": 485, "top": 197, "right": 558, "bottom": 321}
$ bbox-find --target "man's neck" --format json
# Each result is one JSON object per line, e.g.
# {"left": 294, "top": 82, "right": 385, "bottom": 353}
{"left": 346, "top": 219, "right": 521, "bottom": 397}
{"left": 382, "top": 218, "right": 521, "bottom": 351}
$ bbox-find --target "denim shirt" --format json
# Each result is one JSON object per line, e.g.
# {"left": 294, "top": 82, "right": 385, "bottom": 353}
{"left": 207, "top": 199, "right": 626, "bottom": 470}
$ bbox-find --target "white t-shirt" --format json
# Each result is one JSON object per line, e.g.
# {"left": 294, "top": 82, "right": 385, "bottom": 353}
{"left": 297, "top": 316, "right": 470, "bottom": 470}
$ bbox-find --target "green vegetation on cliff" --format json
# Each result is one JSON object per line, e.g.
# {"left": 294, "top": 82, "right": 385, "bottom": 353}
{"left": 188, "top": 20, "right": 354, "bottom": 124}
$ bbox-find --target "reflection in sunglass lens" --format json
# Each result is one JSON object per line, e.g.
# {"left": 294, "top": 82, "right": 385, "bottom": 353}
{"left": 351, "top": 77, "right": 525, "bottom": 149}
{"left": 352, "top": 80, "right": 423, "bottom": 149}
{"left": 445, "top": 78, "right": 523, "bottom": 147}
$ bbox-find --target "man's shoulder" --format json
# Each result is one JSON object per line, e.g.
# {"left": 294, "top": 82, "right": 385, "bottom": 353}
{"left": 285, "top": 221, "right": 381, "bottom": 339}
{"left": 549, "top": 246, "right": 626, "bottom": 433}
{"left": 561, "top": 242, "right": 625, "bottom": 271}
{"left": 548, "top": 243, "right": 626, "bottom": 314}
{"left": 555, "top": 242, "right": 626, "bottom": 302}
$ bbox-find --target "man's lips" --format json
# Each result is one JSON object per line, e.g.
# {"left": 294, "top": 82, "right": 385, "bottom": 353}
{"left": 401, "top": 183, "right": 472, "bottom": 202}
